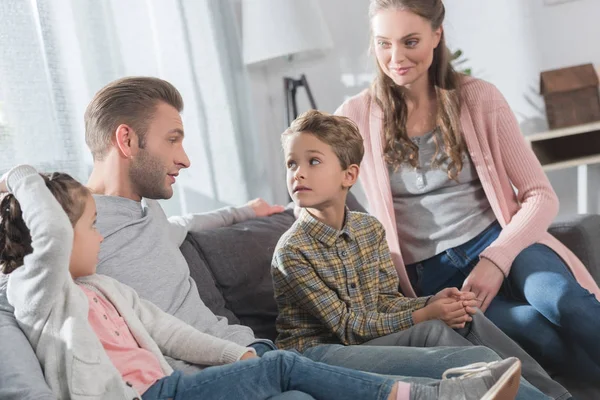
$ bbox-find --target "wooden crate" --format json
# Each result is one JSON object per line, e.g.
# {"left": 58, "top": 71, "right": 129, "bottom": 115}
{"left": 540, "top": 63, "right": 600, "bottom": 129}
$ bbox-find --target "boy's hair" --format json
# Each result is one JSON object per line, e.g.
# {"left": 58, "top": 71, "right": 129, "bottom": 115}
{"left": 281, "top": 110, "right": 364, "bottom": 169}
{"left": 84, "top": 76, "right": 184, "bottom": 161}
{"left": 0, "top": 173, "right": 90, "bottom": 274}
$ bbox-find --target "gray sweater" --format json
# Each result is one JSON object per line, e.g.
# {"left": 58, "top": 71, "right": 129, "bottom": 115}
{"left": 93, "top": 193, "right": 258, "bottom": 371}
{"left": 3, "top": 165, "right": 251, "bottom": 399}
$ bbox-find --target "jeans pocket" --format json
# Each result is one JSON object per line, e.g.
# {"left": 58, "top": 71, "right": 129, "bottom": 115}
{"left": 446, "top": 248, "right": 474, "bottom": 272}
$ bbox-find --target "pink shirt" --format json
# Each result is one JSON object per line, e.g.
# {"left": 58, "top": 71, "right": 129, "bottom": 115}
{"left": 336, "top": 76, "right": 600, "bottom": 301}
{"left": 79, "top": 285, "right": 166, "bottom": 395}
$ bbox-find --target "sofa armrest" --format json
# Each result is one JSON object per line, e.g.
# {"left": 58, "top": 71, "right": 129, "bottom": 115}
{"left": 0, "top": 310, "right": 55, "bottom": 400}
{"left": 549, "top": 214, "right": 600, "bottom": 284}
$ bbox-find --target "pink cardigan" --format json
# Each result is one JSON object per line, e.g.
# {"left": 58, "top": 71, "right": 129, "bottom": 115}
{"left": 336, "top": 76, "right": 600, "bottom": 300}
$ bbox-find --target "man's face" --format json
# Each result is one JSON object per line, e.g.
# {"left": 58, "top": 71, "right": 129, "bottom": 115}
{"left": 129, "top": 102, "right": 190, "bottom": 200}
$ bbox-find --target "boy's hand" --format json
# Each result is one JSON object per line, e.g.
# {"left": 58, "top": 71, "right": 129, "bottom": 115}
{"left": 247, "top": 198, "right": 286, "bottom": 217}
{"left": 414, "top": 298, "right": 472, "bottom": 329}
{"left": 430, "top": 287, "right": 463, "bottom": 303}
{"left": 457, "top": 291, "right": 479, "bottom": 316}
{"left": 239, "top": 351, "right": 259, "bottom": 361}
{"left": 431, "top": 287, "right": 479, "bottom": 316}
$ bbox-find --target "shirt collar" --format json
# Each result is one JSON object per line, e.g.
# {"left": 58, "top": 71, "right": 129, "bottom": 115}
{"left": 298, "top": 207, "right": 355, "bottom": 247}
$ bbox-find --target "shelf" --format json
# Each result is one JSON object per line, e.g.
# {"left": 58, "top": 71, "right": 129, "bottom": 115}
{"left": 526, "top": 122, "right": 600, "bottom": 171}
{"left": 539, "top": 155, "right": 600, "bottom": 172}
{"left": 526, "top": 120, "right": 600, "bottom": 142}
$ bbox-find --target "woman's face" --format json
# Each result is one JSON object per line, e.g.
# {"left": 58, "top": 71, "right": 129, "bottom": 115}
{"left": 372, "top": 8, "right": 442, "bottom": 88}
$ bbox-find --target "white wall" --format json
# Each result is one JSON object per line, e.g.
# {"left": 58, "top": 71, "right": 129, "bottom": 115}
{"left": 246, "top": 0, "right": 373, "bottom": 204}
{"left": 247, "top": 0, "right": 600, "bottom": 213}
{"left": 444, "top": 0, "right": 600, "bottom": 215}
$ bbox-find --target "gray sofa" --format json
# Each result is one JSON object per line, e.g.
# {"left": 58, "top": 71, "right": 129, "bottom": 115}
{"left": 1, "top": 209, "right": 599, "bottom": 400}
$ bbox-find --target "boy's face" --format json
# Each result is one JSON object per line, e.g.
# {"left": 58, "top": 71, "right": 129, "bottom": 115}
{"left": 284, "top": 132, "right": 357, "bottom": 209}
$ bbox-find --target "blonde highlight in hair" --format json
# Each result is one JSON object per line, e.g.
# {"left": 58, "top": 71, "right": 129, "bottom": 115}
{"left": 281, "top": 110, "right": 364, "bottom": 169}
{"left": 369, "top": 0, "right": 466, "bottom": 179}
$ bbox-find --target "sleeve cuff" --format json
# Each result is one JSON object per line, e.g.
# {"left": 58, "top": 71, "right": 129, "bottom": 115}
{"left": 222, "top": 344, "right": 256, "bottom": 364}
{"left": 237, "top": 205, "right": 256, "bottom": 220}
{"left": 6, "top": 165, "right": 39, "bottom": 193}
{"left": 479, "top": 247, "right": 512, "bottom": 277}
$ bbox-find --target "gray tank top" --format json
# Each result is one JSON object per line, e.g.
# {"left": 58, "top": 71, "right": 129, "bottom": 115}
{"left": 389, "top": 129, "right": 496, "bottom": 264}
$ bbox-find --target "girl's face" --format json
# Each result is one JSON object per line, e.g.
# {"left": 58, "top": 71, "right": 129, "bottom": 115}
{"left": 372, "top": 8, "right": 441, "bottom": 88}
{"left": 69, "top": 195, "right": 103, "bottom": 278}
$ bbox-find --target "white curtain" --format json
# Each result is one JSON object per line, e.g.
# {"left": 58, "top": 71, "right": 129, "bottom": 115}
{"left": 0, "top": 0, "right": 268, "bottom": 216}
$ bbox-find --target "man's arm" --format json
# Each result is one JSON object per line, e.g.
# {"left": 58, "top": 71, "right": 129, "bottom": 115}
{"left": 168, "top": 198, "right": 284, "bottom": 247}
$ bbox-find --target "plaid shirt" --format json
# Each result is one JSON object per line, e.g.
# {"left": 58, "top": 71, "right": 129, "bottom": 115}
{"left": 272, "top": 208, "right": 431, "bottom": 352}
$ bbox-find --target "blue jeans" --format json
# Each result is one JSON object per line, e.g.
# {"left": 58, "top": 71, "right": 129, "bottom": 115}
{"left": 142, "top": 350, "right": 394, "bottom": 400}
{"left": 407, "top": 221, "right": 600, "bottom": 383}
{"left": 303, "top": 332, "right": 552, "bottom": 400}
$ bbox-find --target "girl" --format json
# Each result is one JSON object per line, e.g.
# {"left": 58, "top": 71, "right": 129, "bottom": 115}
{"left": 336, "top": 0, "right": 600, "bottom": 384}
{"left": 0, "top": 164, "right": 520, "bottom": 400}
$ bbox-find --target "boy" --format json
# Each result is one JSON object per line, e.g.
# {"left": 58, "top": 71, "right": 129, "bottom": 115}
{"left": 271, "top": 110, "right": 567, "bottom": 400}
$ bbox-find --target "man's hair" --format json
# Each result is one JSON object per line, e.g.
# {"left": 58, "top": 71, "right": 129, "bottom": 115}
{"left": 281, "top": 110, "right": 364, "bottom": 169}
{"left": 84, "top": 76, "right": 184, "bottom": 161}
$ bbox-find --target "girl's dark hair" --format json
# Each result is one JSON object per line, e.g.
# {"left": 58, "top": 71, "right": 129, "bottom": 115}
{"left": 369, "top": 0, "right": 466, "bottom": 179}
{"left": 0, "top": 172, "right": 90, "bottom": 274}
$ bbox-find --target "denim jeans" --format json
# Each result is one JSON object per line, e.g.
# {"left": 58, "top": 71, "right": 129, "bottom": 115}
{"left": 142, "top": 350, "right": 394, "bottom": 400}
{"left": 303, "top": 322, "right": 555, "bottom": 400}
{"left": 407, "top": 221, "right": 600, "bottom": 383}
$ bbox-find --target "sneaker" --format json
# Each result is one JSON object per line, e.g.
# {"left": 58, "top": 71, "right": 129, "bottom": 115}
{"left": 439, "top": 357, "right": 522, "bottom": 400}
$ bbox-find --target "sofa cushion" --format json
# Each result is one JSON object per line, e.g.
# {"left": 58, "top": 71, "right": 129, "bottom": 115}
{"left": 549, "top": 214, "right": 600, "bottom": 284}
{"left": 187, "top": 209, "right": 295, "bottom": 341}
{"left": 180, "top": 238, "right": 241, "bottom": 325}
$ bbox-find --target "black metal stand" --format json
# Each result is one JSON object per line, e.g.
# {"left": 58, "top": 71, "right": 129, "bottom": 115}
{"left": 284, "top": 74, "right": 317, "bottom": 127}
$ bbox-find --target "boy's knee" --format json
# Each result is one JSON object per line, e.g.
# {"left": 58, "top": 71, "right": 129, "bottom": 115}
{"left": 414, "top": 319, "right": 466, "bottom": 347}
{"left": 416, "top": 319, "right": 451, "bottom": 335}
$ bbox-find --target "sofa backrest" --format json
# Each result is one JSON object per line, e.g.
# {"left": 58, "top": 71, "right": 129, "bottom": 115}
{"left": 179, "top": 193, "right": 367, "bottom": 341}
{"left": 181, "top": 209, "right": 296, "bottom": 341}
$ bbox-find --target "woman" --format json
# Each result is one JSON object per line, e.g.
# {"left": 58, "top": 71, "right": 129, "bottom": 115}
{"left": 336, "top": 0, "right": 600, "bottom": 383}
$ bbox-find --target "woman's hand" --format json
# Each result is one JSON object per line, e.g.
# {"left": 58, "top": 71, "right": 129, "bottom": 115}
{"left": 461, "top": 258, "right": 504, "bottom": 312}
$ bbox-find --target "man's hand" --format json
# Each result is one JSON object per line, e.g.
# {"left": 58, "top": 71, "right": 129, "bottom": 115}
{"left": 413, "top": 298, "right": 472, "bottom": 329}
{"left": 461, "top": 258, "right": 504, "bottom": 313}
{"left": 239, "top": 351, "right": 259, "bottom": 361}
{"left": 247, "top": 198, "right": 285, "bottom": 217}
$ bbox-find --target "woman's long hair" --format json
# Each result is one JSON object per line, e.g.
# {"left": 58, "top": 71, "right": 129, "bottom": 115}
{"left": 369, "top": 0, "right": 466, "bottom": 179}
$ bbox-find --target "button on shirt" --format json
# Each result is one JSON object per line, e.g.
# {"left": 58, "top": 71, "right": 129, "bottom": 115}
{"left": 78, "top": 285, "right": 165, "bottom": 395}
{"left": 272, "top": 208, "right": 430, "bottom": 352}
